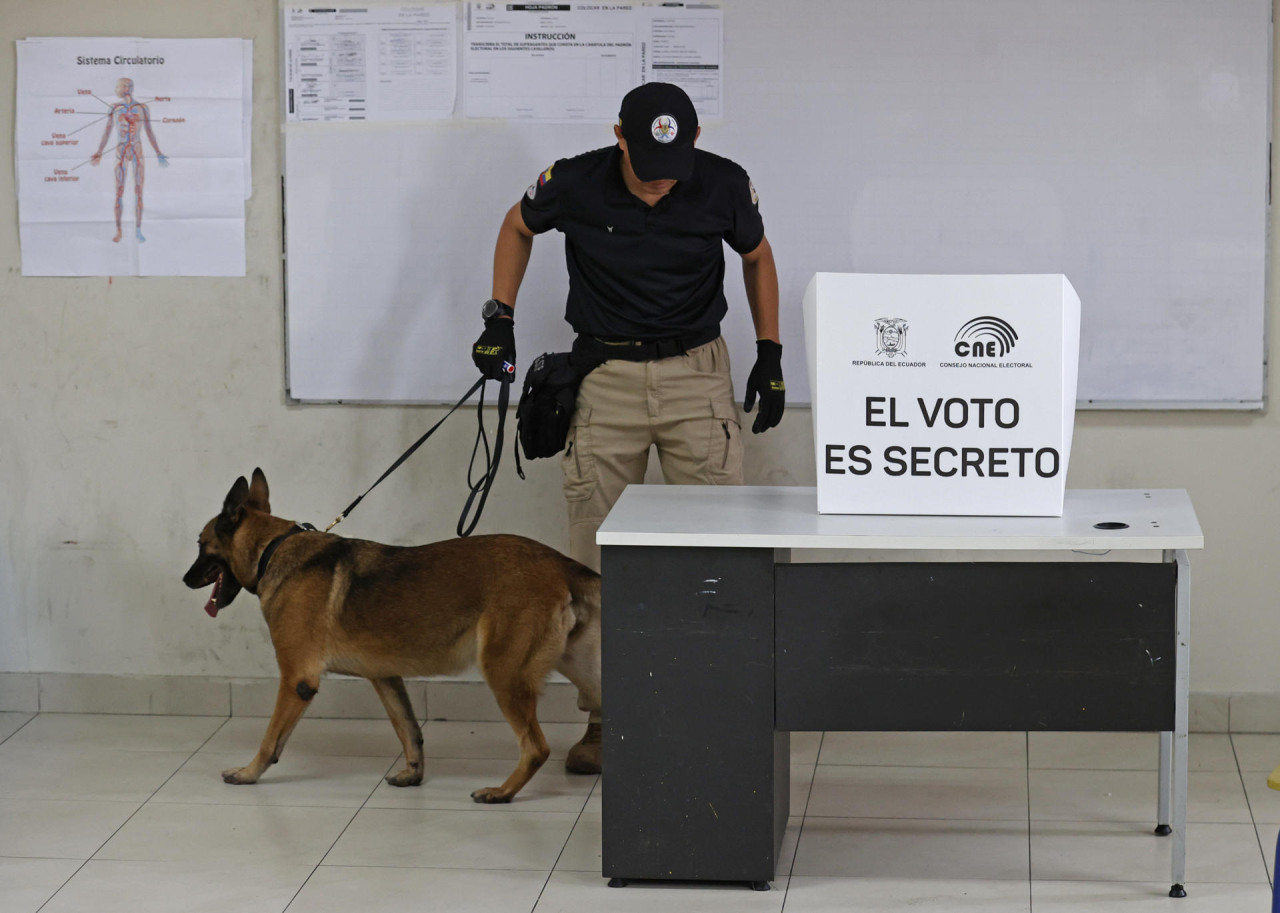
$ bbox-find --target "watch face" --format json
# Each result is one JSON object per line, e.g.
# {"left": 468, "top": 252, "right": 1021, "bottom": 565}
{"left": 482, "top": 299, "right": 499, "bottom": 318}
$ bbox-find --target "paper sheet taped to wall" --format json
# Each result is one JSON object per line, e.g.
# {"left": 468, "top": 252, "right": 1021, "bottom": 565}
{"left": 15, "top": 37, "right": 252, "bottom": 277}
{"left": 282, "top": 5, "right": 457, "bottom": 122}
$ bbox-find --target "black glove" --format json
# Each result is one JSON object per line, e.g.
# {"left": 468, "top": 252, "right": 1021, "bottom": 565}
{"left": 743, "top": 339, "right": 785, "bottom": 433}
{"left": 472, "top": 316, "right": 516, "bottom": 382}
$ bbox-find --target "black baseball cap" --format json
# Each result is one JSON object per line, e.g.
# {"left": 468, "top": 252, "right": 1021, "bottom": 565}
{"left": 618, "top": 82, "right": 698, "bottom": 182}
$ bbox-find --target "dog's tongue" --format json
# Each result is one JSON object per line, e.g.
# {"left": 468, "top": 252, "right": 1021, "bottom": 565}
{"left": 204, "top": 574, "right": 222, "bottom": 618}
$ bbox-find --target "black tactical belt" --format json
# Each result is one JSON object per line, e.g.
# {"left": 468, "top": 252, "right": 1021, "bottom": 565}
{"left": 577, "top": 325, "right": 720, "bottom": 362}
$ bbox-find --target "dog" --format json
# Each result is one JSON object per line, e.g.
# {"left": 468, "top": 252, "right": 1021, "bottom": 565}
{"left": 182, "top": 468, "right": 601, "bottom": 803}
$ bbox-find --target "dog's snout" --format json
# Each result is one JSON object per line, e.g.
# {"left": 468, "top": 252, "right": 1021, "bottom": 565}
{"left": 183, "top": 557, "right": 220, "bottom": 589}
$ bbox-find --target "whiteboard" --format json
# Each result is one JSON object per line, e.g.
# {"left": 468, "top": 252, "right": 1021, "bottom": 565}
{"left": 284, "top": 0, "right": 1271, "bottom": 407}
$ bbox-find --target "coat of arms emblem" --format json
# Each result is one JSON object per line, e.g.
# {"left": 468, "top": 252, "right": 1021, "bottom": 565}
{"left": 874, "top": 318, "right": 909, "bottom": 358}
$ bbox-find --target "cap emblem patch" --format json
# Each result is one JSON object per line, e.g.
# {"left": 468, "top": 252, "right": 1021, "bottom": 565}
{"left": 651, "top": 115, "right": 678, "bottom": 143}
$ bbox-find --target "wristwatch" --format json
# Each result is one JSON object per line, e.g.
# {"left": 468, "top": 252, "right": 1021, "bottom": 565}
{"left": 481, "top": 298, "right": 515, "bottom": 320}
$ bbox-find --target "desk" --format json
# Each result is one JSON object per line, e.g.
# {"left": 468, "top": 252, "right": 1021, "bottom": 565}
{"left": 596, "top": 487, "right": 1202, "bottom": 895}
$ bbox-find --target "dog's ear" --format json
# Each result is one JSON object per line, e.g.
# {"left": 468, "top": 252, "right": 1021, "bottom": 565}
{"left": 248, "top": 468, "right": 271, "bottom": 513}
{"left": 221, "top": 476, "right": 250, "bottom": 525}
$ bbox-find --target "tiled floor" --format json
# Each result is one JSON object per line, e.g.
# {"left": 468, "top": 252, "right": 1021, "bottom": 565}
{"left": 0, "top": 710, "right": 1275, "bottom": 912}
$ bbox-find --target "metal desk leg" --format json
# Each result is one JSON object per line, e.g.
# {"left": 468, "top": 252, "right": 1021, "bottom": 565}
{"left": 1169, "top": 549, "right": 1191, "bottom": 898}
{"left": 1157, "top": 731, "right": 1172, "bottom": 835}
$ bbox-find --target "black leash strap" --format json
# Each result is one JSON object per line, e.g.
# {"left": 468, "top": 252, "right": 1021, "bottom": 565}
{"left": 456, "top": 374, "right": 511, "bottom": 537}
{"left": 324, "top": 376, "right": 509, "bottom": 536}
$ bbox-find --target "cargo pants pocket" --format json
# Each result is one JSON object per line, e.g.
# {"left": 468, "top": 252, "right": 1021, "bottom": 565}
{"left": 707, "top": 400, "right": 744, "bottom": 485}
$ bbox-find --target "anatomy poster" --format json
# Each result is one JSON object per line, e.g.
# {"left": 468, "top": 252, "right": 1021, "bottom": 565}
{"left": 16, "top": 38, "right": 251, "bottom": 276}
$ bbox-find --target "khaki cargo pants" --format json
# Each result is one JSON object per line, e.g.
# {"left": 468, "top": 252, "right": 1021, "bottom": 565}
{"left": 561, "top": 336, "right": 744, "bottom": 574}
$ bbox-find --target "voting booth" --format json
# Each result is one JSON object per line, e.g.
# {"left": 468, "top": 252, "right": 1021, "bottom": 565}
{"left": 803, "top": 273, "right": 1081, "bottom": 516}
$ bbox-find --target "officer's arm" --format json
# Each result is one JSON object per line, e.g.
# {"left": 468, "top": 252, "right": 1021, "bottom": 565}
{"left": 492, "top": 202, "right": 536, "bottom": 310}
{"left": 741, "top": 234, "right": 780, "bottom": 343}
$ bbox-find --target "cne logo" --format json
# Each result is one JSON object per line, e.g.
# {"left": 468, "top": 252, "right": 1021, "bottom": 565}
{"left": 953, "top": 316, "right": 1018, "bottom": 358}
{"left": 874, "top": 317, "right": 909, "bottom": 358}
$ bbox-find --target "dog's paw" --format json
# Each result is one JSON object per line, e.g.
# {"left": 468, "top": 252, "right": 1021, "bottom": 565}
{"left": 221, "top": 766, "right": 259, "bottom": 785}
{"left": 386, "top": 768, "right": 423, "bottom": 788}
{"left": 470, "top": 786, "right": 513, "bottom": 804}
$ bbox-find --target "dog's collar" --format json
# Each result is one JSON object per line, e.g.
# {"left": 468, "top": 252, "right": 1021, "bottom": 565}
{"left": 254, "top": 523, "right": 316, "bottom": 592}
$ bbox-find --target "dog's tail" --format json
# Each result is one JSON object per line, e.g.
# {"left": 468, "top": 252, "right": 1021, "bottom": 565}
{"left": 563, "top": 559, "right": 601, "bottom": 633}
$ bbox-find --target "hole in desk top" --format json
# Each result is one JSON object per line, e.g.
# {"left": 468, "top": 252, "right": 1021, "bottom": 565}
{"left": 1094, "top": 521, "right": 1130, "bottom": 530}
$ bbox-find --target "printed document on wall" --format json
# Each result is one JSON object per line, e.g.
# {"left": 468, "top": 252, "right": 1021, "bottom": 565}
{"left": 463, "top": 1, "right": 636, "bottom": 121}
{"left": 639, "top": 2, "right": 722, "bottom": 119}
{"left": 283, "top": 5, "right": 457, "bottom": 122}
{"left": 15, "top": 37, "right": 249, "bottom": 276}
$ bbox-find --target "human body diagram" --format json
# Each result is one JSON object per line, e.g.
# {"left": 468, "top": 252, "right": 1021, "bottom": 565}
{"left": 89, "top": 77, "right": 169, "bottom": 242}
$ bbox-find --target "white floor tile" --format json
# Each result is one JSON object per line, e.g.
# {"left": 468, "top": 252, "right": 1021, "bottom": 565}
{"left": 779, "top": 816, "right": 803, "bottom": 876}
{"left": 1030, "top": 821, "right": 1267, "bottom": 884}
{"left": 1256, "top": 822, "right": 1278, "bottom": 880}
{"left": 0, "top": 857, "right": 82, "bottom": 913}
{"left": 791, "top": 763, "right": 816, "bottom": 813}
{"left": 12, "top": 712, "right": 1280, "bottom": 913}
{"left": 39, "top": 860, "right": 314, "bottom": 913}
{"left": 365, "top": 756, "right": 595, "bottom": 813}
{"left": 95, "top": 802, "right": 355, "bottom": 866}
{"left": 1029, "top": 770, "right": 1250, "bottom": 823}
{"left": 0, "top": 798, "right": 140, "bottom": 859}
{"left": 817, "top": 731, "right": 1027, "bottom": 768}
{"left": 0, "top": 713, "right": 34, "bottom": 744}
{"left": 2, "top": 714, "right": 224, "bottom": 753}
{"left": 300, "top": 866, "right": 549, "bottom": 913}
{"left": 1240, "top": 772, "right": 1280, "bottom": 824}
{"left": 199, "top": 716, "right": 405, "bottom": 759}
{"left": 534, "top": 870, "right": 787, "bottom": 913}
{"left": 784, "top": 876, "right": 1031, "bottom": 912}
{"left": 1032, "top": 879, "right": 1273, "bottom": 911}
{"left": 808, "top": 765, "right": 1028, "bottom": 820}
{"left": 152, "top": 751, "right": 394, "bottom": 807}
{"left": 555, "top": 810, "right": 600, "bottom": 873}
{"left": 325, "top": 807, "right": 578, "bottom": 870}
{"left": 790, "top": 732, "right": 823, "bottom": 767}
{"left": 791, "top": 817, "right": 1029, "bottom": 880}
{"left": 0, "top": 746, "right": 189, "bottom": 802}
{"left": 1029, "top": 733, "right": 1236, "bottom": 772}
{"left": 418, "top": 720, "right": 588, "bottom": 759}
{"left": 1229, "top": 733, "right": 1280, "bottom": 772}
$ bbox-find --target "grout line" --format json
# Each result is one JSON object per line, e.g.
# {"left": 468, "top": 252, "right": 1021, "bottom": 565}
{"left": 0, "top": 712, "right": 38, "bottom": 747}
{"left": 778, "top": 731, "right": 826, "bottom": 910}
{"left": 280, "top": 753, "right": 395, "bottom": 912}
{"left": 528, "top": 772, "right": 598, "bottom": 912}
{"left": 1231, "top": 732, "right": 1274, "bottom": 891}
{"left": 34, "top": 713, "right": 233, "bottom": 913}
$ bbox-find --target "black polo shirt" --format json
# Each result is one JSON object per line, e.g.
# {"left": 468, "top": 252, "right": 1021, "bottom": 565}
{"left": 519, "top": 145, "right": 765, "bottom": 341}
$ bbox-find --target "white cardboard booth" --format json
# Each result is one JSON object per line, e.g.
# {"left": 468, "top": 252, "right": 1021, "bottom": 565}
{"left": 803, "top": 273, "right": 1081, "bottom": 517}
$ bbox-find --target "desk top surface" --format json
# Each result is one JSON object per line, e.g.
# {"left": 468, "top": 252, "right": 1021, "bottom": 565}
{"left": 596, "top": 487, "right": 1202, "bottom": 551}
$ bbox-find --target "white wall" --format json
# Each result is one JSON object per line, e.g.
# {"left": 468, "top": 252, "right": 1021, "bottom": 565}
{"left": 0, "top": 0, "right": 1275, "bottom": 694}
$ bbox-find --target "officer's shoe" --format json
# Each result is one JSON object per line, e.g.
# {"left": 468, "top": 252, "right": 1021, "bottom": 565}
{"left": 565, "top": 721, "right": 602, "bottom": 774}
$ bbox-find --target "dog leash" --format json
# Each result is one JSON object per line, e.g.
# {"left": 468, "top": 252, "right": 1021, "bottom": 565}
{"left": 323, "top": 376, "right": 511, "bottom": 537}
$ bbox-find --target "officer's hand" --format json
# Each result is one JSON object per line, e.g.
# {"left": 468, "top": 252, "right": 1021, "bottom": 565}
{"left": 743, "top": 339, "right": 785, "bottom": 433}
{"left": 472, "top": 317, "right": 516, "bottom": 382}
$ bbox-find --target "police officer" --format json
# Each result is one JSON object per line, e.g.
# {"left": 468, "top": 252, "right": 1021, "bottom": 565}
{"left": 472, "top": 82, "right": 784, "bottom": 775}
